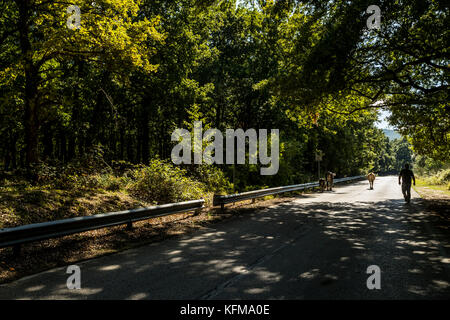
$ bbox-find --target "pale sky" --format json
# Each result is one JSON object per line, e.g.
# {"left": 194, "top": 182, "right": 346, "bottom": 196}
{"left": 376, "top": 109, "right": 394, "bottom": 130}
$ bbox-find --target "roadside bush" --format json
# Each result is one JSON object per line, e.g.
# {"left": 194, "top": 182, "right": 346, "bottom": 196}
{"left": 64, "top": 145, "right": 112, "bottom": 176}
{"left": 437, "top": 169, "right": 450, "bottom": 184}
{"left": 96, "top": 173, "right": 127, "bottom": 191}
{"left": 190, "top": 165, "right": 233, "bottom": 195}
{"left": 29, "top": 161, "right": 59, "bottom": 184}
{"left": 127, "top": 159, "right": 207, "bottom": 204}
{"left": 24, "top": 145, "right": 114, "bottom": 190}
{"left": 111, "top": 160, "right": 141, "bottom": 176}
{"left": 54, "top": 173, "right": 80, "bottom": 189}
{"left": 422, "top": 168, "right": 450, "bottom": 186}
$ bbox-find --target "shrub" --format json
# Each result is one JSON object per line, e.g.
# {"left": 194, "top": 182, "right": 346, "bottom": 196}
{"left": 96, "top": 173, "right": 126, "bottom": 191}
{"left": 54, "top": 173, "right": 80, "bottom": 189}
{"left": 29, "top": 161, "right": 59, "bottom": 184}
{"left": 26, "top": 145, "right": 114, "bottom": 190}
{"left": 190, "top": 165, "right": 233, "bottom": 195}
{"left": 127, "top": 159, "right": 207, "bottom": 204}
{"left": 422, "top": 168, "right": 450, "bottom": 186}
{"left": 65, "top": 145, "right": 112, "bottom": 176}
{"left": 436, "top": 169, "right": 450, "bottom": 184}
{"left": 111, "top": 160, "right": 142, "bottom": 176}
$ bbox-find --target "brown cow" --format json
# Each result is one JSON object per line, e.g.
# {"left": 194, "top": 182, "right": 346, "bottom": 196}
{"left": 319, "top": 178, "right": 326, "bottom": 192}
{"left": 326, "top": 171, "right": 336, "bottom": 191}
{"left": 367, "top": 172, "right": 375, "bottom": 190}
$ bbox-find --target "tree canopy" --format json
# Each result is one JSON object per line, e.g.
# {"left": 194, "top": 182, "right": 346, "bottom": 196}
{"left": 0, "top": 0, "right": 448, "bottom": 189}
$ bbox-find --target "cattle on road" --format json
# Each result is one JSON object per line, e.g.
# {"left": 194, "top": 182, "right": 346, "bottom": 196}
{"left": 368, "top": 172, "right": 376, "bottom": 190}
{"left": 319, "top": 178, "right": 326, "bottom": 192}
{"left": 326, "top": 172, "right": 336, "bottom": 191}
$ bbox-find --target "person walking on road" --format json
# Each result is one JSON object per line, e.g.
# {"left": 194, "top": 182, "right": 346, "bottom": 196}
{"left": 399, "top": 163, "right": 416, "bottom": 203}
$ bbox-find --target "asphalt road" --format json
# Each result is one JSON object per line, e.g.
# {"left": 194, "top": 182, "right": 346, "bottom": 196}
{"left": 1, "top": 176, "right": 449, "bottom": 299}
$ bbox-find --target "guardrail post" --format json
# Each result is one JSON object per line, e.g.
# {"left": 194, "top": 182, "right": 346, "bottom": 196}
{"left": 221, "top": 203, "right": 225, "bottom": 212}
{"left": 194, "top": 208, "right": 202, "bottom": 216}
{"left": 126, "top": 221, "right": 133, "bottom": 230}
{"left": 13, "top": 244, "right": 21, "bottom": 257}
{"left": 252, "top": 198, "right": 256, "bottom": 204}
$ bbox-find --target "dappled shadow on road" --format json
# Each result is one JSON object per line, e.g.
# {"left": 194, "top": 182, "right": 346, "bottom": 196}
{"left": 2, "top": 197, "right": 449, "bottom": 300}
{"left": 204, "top": 199, "right": 450, "bottom": 300}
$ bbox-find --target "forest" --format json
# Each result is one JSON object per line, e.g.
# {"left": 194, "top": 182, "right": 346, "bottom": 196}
{"left": 0, "top": 0, "right": 448, "bottom": 225}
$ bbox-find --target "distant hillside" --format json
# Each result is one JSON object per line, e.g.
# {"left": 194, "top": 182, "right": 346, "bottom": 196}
{"left": 382, "top": 129, "right": 401, "bottom": 140}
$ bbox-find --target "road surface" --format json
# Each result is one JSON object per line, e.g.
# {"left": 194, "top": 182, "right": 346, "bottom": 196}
{"left": 1, "top": 176, "right": 449, "bottom": 299}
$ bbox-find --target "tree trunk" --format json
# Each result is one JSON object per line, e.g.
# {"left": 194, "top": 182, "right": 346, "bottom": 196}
{"left": 119, "top": 128, "right": 124, "bottom": 159}
{"left": 42, "top": 124, "right": 53, "bottom": 160}
{"left": 17, "top": 0, "right": 39, "bottom": 167}
{"left": 59, "top": 130, "right": 67, "bottom": 163}
{"left": 11, "top": 138, "right": 17, "bottom": 169}
{"left": 141, "top": 107, "right": 149, "bottom": 164}
{"left": 4, "top": 147, "right": 10, "bottom": 171}
{"left": 126, "top": 133, "right": 134, "bottom": 163}
{"left": 136, "top": 129, "right": 142, "bottom": 163}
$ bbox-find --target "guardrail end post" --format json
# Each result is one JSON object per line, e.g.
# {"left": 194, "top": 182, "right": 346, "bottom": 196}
{"left": 126, "top": 221, "right": 133, "bottom": 230}
{"left": 13, "top": 244, "right": 21, "bottom": 257}
{"left": 194, "top": 208, "right": 202, "bottom": 216}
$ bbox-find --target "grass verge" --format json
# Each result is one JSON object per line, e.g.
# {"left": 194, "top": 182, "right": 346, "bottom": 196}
{"left": 414, "top": 179, "right": 450, "bottom": 199}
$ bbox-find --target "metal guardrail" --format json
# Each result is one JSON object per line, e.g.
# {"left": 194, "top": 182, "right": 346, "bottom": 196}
{"left": 213, "top": 175, "right": 365, "bottom": 209}
{"left": 0, "top": 175, "right": 364, "bottom": 254}
{"left": 0, "top": 199, "right": 204, "bottom": 254}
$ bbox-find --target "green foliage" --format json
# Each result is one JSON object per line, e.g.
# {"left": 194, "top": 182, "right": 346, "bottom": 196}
{"left": 413, "top": 154, "right": 449, "bottom": 176}
{"left": 24, "top": 146, "right": 126, "bottom": 190}
{"left": 437, "top": 170, "right": 450, "bottom": 185}
{"left": 0, "top": 0, "right": 447, "bottom": 211}
{"left": 95, "top": 174, "right": 127, "bottom": 191}
{"left": 419, "top": 169, "right": 450, "bottom": 186}
{"left": 65, "top": 145, "right": 112, "bottom": 176}
{"left": 392, "top": 138, "right": 414, "bottom": 172}
{"left": 127, "top": 159, "right": 207, "bottom": 204}
{"left": 414, "top": 152, "right": 450, "bottom": 187}
{"left": 189, "top": 165, "right": 233, "bottom": 195}
{"left": 272, "top": 0, "right": 449, "bottom": 163}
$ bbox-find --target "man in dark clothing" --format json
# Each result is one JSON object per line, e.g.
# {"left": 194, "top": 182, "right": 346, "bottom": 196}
{"left": 399, "top": 163, "right": 416, "bottom": 203}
